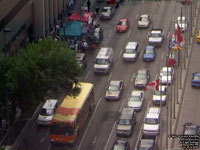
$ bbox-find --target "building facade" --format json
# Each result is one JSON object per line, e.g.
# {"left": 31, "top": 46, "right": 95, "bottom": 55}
{"left": 0, "top": 0, "right": 68, "bottom": 53}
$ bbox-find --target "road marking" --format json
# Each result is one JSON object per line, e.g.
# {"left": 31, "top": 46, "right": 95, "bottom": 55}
{"left": 167, "top": 32, "right": 170, "bottom": 39}
{"left": 153, "top": 14, "right": 156, "bottom": 20}
{"left": 92, "top": 136, "right": 97, "bottom": 146}
{"left": 108, "top": 72, "right": 113, "bottom": 81}
{"left": 104, "top": 122, "right": 116, "bottom": 150}
{"left": 161, "top": 51, "right": 164, "bottom": 59}
{"left": 140, "top": 51, "right": 143, "bottom": 58}
{"left": 136, "top": 14, "right": 138, "bottom": 20}
{"left": 128, "top": 29, "right": 131, "bottom": 37}
{"left": 146, "top": 31, "right": 149, "bottom": 38}
{"left": 118, "top": 50, "right": 123, "bottom": 58}
{"left": 131, "top": 72, "right": 135, "bottom": 82}
{"left": 85, "top": 70, "right": 90, "bottom": 80}
{"left": 40, "top": 132, "right": 49, "bottom": 143}
{"left": 119, "top": 98, "right": 126, "bottom": 112}
{"left": 78, "top": 97, "right": 102, "bottom": 150}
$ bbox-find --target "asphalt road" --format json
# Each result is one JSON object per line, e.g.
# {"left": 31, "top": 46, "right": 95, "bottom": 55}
{"left": 21, "top": 1, "right": 196, "bottom": 150}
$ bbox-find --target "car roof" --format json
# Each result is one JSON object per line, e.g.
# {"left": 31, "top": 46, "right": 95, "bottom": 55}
{"left": 42, "top": 99, "right": 58, "bottom": 109}
{"left": 177, "top": 16, "right": 186, "bottom": 20}
{"left": 138, "top": 69, "right": 148, "bottom": 74}
{"left": 131, "top": 90, "right": 144, "bottom": 96}
{"left": 162, "top": 67, "right": 173, "bottom": 72}
{"left": 126, "top": 42, "right": 138, "bottom": 49}
{"left": 146, "top": 45, "right": 154, "bottom": 49}
{"left": 151, "top": 30, "right": 161, "bottom": 34}
{"left": 193, "top": 72, "right": 200, "bottom": 76}
{"left": 110, "top": 80, "right": 121, "bottom": 86}
{"left": 146, "top": 107, "right": 160, "bottom": 118}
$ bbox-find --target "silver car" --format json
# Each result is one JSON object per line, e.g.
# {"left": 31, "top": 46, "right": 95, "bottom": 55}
{"left": 152, "top": 85, "right": 167, "bottom": 105}
{"left": 159, "top": 67, "right": 174, "bottom": 85}
{"left": 127, "top": 90, "right": 144, "bottom": 111}
{"left": 123, "top": 42, "right": 139, "bottom": 62}
{"left": 105, "top": 80, "right": 124, "bottom": 100}
{"left": 148, "top": 28, "right": 164, "bottom": 47}
{"left": 100, "top": 6, "right": 114, "bottom": 20}
{"left": 134, "top": 69, "right": 150, "bottom": 89}
{"left": 138, "top": 14, "right": 151, "bottom": 28}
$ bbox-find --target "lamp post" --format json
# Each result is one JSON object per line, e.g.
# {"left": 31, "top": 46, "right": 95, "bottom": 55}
{"left": 3, "top": 27, "right": 12, "bottom": 146}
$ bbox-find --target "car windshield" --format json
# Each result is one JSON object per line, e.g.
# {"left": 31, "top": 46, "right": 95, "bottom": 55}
{"left": 118, "top": 119, "right": 130, "bottom": 125}
{"left": 140, "top": 17, "right": 148, "bottom": 22}
{"left": 151, "top": 33, "right": 161, "bottom": 37}
{"left": 96, "top": 59, "right": 109, "bottom": 65}
{"left": 108, "top": 85, "right": 119, "bottom": 91}
{"left": 125, "top": 48, "right": 135, "bottom": 53}
{"left": 145, "top": 48, "right": 153, "bottom": 54}
{"left": 145, "top": 118, "right": 158, "bottom": 124}
{"left": 40, "top": 108, "right": 53, "bottom": 116}
{"left": 194, "top": 74, "right": 200, "bottom": 81}
{"left": 118, "top": 21, "right": 126, "bottom": 26}
{"left": 130, "top": 96, "right": 141, "bottom": 101}
{"left": 113, "top": 144, "right": 125, "bottom": 150}
{"left": 102, "top": 8, "right": 109, "bottom": 13}
{"left": 137, "top": 73, "right": 147, "bottom": 79}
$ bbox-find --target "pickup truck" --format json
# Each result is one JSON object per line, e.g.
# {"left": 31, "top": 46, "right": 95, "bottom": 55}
{"left": 148, "top": 28, "right": 164, "bottom": 47}
{"left": 136, "top": 134, "right": 158, "bottom": 150}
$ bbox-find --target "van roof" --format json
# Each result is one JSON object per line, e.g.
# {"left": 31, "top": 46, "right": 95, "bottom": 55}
{"left": 96, "top": 47, "right": 112, "bottom": 59}
{"left": 43, "top": 99, "right": 58, "bottom": 109}
{"left": 126, "top": 42, "right": 138, "bottom": 49}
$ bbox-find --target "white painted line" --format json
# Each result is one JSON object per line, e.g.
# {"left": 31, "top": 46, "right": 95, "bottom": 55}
{"left": 119, "top": 98, "right": 126, "bottom": 112}
{"left": 40, "top": 132, "right": 49, "bottom": 143}
{"left": 118, "top": 50, "right": 123, "bottom": 58}
{"left": 104, "top": 122, "right": 116, "bottom": 150}
{"left": 78, "top": 97, "right": 102, "bottom": 150}
{"left": 136, "top": 14, "right": 138, "bottom": 19}
{"left": 131, "top": 72, "right": 135, "bottom": 82}
{"left": 153, "top": 14, "right": 156, "bottom": 20}
{"left": 140, "top": 51, "right": 143, "bottom": 58}
{"left": 108, "top": 72, "right": 113, "bottom": 81}
{"left": 128, "top": 29, "right": 132, "bottom": 37}
{"left": 167, "top": 32, "right": 170, "bottom": 39}
{"left": 92, "top": 136, "right": 97, "bottom": 146}
{"left": 161, "top": 51, "right": 164, "bottom": 59}
{"left": 85, "top": 70, "right": 90, "bottom": 80}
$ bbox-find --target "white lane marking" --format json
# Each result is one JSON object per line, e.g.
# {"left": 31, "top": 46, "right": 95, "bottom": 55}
{"left": 78, "top": 97, "right": 102, "bottom": 150}
{"left": 140, "top": 51, "right": 143, "bottom": 58}
{"left": 136, "top": 14, "right": 138, "bottom": 20}
{"left": 153, "top": 14, "right": 156, "bottom": 20}
{"left": 161, "top": 51, "right": 164, "bottom": 59}
{"left": 167, "top": 32, "right": 170, "bottom": 39}
{"left": 119, "top": 98, "right": 126, "bottom": 112}
{"left": 104, "top": 122, "right": 116, "bottom": 150}
{"left": 92, "top": 136, "right": 97, "bottom": 146}
{"left": 85, "top": 70, "right": 90, "bottom": 80}
{"left": 108, "top": 72, "right": 113, "bottom": 81}
{"left": 135, "top": 100, "right": 151, "bottom": 149}
{"left": 40, "top": 132, "right": 49, "bottom": 143}
{"left": 128, "top": 29, "right": 132, "bottom": 37}
{"left": 131, "top": 72, "right": 135, "bottom": 82}
{"left": 118, "top": 50, "right": 123, "bottom": 58}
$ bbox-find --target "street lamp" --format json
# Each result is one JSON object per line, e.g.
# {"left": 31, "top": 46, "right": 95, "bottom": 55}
{"left": 3, "top": 27, "right": 12, "bottom": 146}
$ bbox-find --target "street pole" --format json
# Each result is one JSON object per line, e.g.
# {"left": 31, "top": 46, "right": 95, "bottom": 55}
{"left": 3, "top": 28, "right": 12, "bottom": 146}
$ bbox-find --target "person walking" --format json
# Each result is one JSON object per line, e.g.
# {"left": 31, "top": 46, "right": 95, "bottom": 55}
{"left": 87, "top": 0, "right": 91, "bottom": 11}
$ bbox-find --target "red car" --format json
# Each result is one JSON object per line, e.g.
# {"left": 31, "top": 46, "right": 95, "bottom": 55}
{"left": 116, "top": 19, "right": 129, "bottom": 33}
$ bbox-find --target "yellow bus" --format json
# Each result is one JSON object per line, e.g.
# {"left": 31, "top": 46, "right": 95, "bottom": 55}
{"left": 50, "top": 82, "right": 95, "bottom": 145}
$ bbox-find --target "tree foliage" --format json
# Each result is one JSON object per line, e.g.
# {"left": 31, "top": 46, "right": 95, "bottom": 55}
{"left": 0, "top": 37, "right": 82, "bottom": 116}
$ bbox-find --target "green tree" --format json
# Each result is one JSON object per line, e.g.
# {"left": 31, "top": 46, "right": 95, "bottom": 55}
{"left": 0, "top": 37, "right": 82, "bottom": 116}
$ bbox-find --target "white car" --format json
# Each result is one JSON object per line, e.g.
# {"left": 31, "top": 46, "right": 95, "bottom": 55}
{"left": 127, "top": 90, "right": 144, "bottom": 111}
{"left": 152, "top": 85, "right": 167, "bottom": 105}
{"left": 159, "top": 67, "right": 174, "bottom": 85}
{"left": 175, "top": 16, "right": 188, "bottom": 32}
{"left": 100, "top": 6, "right": 114, "bottom": 20}
{"left": 37, "top": 99, "right": 58, "bottom": 125}
{"left": 123, "top": 42, "right": 139, "bottom": 62}
{"left": 148, "top": 29, "right": 164, "bottom": 47}
{"left": 138, "top": 14, "right": 151, "bottom": 28}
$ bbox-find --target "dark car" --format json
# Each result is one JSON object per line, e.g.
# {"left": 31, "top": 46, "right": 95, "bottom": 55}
{"left": 134, "top": 69, "right": 150, "bottom": 89}
{"left": 143, "top": 45, "right": 156, "bottom": 62}
{"left": 183, "top": 123, "right": 199, "bottom": 135}
{"left": 112, "top": 139, "right": 130, "bottom": 150}
{"left": 191, "top": 72, "right": 200, "bottom": 88}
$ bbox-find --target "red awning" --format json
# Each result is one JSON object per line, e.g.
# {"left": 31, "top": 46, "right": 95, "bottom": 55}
{"left": 68, "top": 11, "right": 93, "bottom": 23}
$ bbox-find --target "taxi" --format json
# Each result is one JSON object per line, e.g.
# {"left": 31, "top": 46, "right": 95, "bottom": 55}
{"left": 196, "top": 30, "right": 200, "bottom": 43}
{"left": 116, "top": 19, "right": 130, "bottom": 33}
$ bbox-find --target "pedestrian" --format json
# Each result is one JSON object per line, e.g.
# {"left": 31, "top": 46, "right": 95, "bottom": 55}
{"left": 87, "top": 0, "right": 91, "bottom": 11}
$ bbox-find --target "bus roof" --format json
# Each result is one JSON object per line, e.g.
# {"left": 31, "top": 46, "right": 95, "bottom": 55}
{"left": 52, "top": 82, "right": 94, "bottom": 124}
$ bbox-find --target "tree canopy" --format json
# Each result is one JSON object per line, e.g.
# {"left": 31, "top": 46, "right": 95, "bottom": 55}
{"left": 0, "top": 37, "right": 82, "bottom": 116}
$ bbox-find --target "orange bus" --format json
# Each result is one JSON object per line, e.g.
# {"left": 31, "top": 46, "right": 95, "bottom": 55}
{"left": 50, "top": 82, "right": 95, "bottom": 145}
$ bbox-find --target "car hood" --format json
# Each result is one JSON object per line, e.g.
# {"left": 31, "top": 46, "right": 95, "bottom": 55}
{"left": 38, "top": 115, "right": 53, "bottom": 122}
{"left": 117, "top": 125, "right": 131, "bottom": 131}
{"left": 149, "top": 37, "right": 163, "bottom": 42}
{"left": 116, "top": 25, "right": 127, "bottom": 30}
{"left": 138, "top": 21, "right": 149, "bottom": 26}
{"left": 143, "top": 53, "right": 154, "bottom": 59}
{"left": 106, "top": 91, "right": 120, "bottom": 97}
{"left": 123, "top": 53, "right": 137, "bottom": 58}
{"left": 94, "top": 64, "right": 109, "bottom": 69}
{"left": 127, "top": 101, "right": 142, "bottom": 108}
{"left": 143, "top": 124, "right": 159, "bottom": 131}
{"left": 153, "top": 95, "right": 167, "bottom": 101}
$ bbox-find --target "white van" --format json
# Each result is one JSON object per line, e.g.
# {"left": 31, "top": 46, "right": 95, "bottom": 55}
{"left": 143, "top": 107, "right": 161, "bottom": 135}
{"left": 37, "top": 99, "right": 58, "bottom": 125}
{"left": 94, "top": 47, "right": 113, "bottom": 74}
